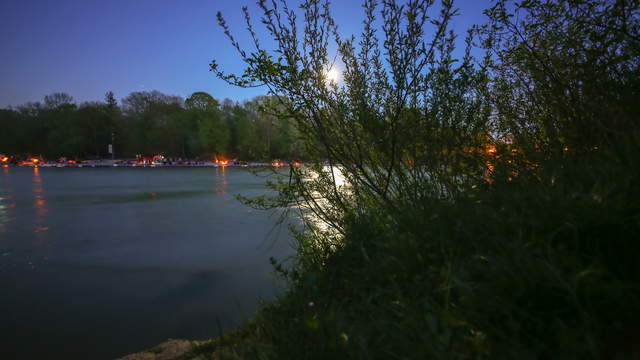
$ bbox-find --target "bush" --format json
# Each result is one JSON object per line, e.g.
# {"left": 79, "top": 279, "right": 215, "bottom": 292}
{"left": 211, "top": 0, "right": 640, "bottom": 358}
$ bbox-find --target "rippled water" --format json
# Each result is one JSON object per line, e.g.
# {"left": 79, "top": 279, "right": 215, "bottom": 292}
{"left": 0, "top": 166, "right": 295, "bottom": 360}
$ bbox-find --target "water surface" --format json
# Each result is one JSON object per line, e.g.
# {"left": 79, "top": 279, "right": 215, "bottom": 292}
{"left": 0, "top": 166, "right": 295, "bottom": 359}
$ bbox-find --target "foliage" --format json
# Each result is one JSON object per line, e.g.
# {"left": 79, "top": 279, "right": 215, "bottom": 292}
{"left": 0, "top": 91, "right": 303, "bottom": 160}
{"left": 211, "top": 0, "right": 640, "bottom": 359}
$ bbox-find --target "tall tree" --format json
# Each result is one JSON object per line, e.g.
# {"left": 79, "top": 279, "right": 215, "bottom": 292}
{"left": 104, "top": 91, "right": 117, "bottom": 109}
{"left": 44, "top": 92, "right": 74, "bottom": 109}
{"left": 77, "top": 102, "right": 112, "bottom": 158}
{"left": 188, "top": 92, "right": 229, "bottom": 157}
{"left": 121, "top": 90, "right": 183, "bottom": 116}
{"left": 185, "top": 91, "right": 218, "bottom": 111}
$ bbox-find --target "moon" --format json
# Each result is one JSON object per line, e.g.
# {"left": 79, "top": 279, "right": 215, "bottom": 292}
{"left": 325, "top": 67, "right": 340, "bottom": 84}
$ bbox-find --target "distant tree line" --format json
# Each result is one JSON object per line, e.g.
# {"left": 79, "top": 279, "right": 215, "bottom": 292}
{"left": 0, "top": 90, "right": 303, "bottom": 160}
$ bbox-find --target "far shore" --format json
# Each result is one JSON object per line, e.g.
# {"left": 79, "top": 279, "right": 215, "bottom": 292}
{"left": 1, "top": 158, "right": 305, "bottom": 168}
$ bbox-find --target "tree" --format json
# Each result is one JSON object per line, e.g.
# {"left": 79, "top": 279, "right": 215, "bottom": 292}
{"left": 15, "top": 102, "right": 46, "bottom": 155}
{"left": 105, "top": 91, "right": 117, "bottom": 109}
{"left": 233, "top": 102, "right": 261, "bottom": 159}
{"left": 121, "top": 90, "right": 183, "bottom": 116}
{"left": 213, "top": 0, "right": 488, "bottom": 226}
{"left": 119, "top": 91, "right": 185, "bottom": 156}
{"left": 44, "top": 92, "right": 74, "bottom": 109}
{"left": 482, "top": 0, "right": 640, "bottom": 156}
{"left": 77, "top": 102, "right": 112, "bottom": 158}
{"left": 183, "top": 91, "right": 230, "bottom": 157}
{"left": 185, "top": 91, "right": 218, "bottom": 111}
{"left": 0, "top": 109, "right": 22, "bottom": 154}
{"left": 104, "top": 91, "right": 121, "bottom": 158}
{"left": 44, "top": 102, "right": 82, "bottom": 157}
{"left": 197, "top": 109, "right": 229, "bottom": 156}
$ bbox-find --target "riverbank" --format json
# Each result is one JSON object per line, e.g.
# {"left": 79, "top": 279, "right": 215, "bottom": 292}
{"left": 117, "top": 339, "right": 215, "bottom": 360}
{"left": 2, "top": 160, "right": 297, "bottom": 168}
{"left": 117, "top": 331, "right": 259, "bottom": 360}
{"left": 118, "top": 154, "right": 640, "bottom": 359}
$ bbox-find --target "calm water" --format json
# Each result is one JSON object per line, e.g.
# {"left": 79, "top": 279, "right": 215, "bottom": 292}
{"left": 0, "top": 166, "right": 296, "bottom": 360}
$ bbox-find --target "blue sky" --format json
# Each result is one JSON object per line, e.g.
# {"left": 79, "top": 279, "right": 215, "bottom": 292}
{"left": 0, "top": 0, "right": 488, "bottom": 108}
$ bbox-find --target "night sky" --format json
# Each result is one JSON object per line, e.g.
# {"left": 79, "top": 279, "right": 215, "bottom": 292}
{"left": 0, "top": 0, "right": 487, "bottom": 108}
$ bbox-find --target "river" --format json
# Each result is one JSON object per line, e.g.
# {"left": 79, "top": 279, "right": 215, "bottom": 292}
{"left": 0, "top": 166, "right": 296, "bottom": 359}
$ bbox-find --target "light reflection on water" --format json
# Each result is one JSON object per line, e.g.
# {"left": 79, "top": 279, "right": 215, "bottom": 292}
{"left": 296, "top": 166, "right": 349, "bottom": 242}
{"left": 0, "top": 166, "right": 14, "bottom": 230}
{"left": 0, "top": 197, "right": 8, "bottom": 229}
{"left": 328, "top": 165, "right": 347, "bottom": 188}
{"left": 214, "top": 166, "right": 228, "bottom": 194}
{"left": 32, "top": 167, "right": 49, "bottom": 244}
